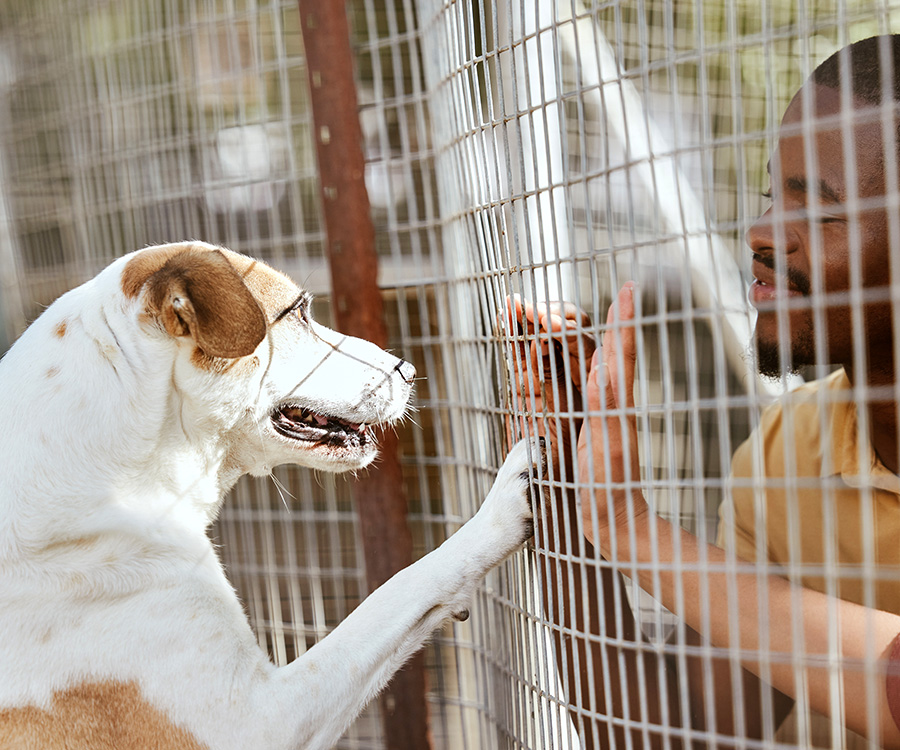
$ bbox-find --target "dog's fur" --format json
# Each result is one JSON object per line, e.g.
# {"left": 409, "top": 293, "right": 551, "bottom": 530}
{"left": 0, "top": 242, "right": 542, "bottom": 750}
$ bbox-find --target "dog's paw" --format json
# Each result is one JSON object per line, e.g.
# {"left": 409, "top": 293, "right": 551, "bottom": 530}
{"left": 482, "top": 436, "right": 546, "bottom": 546}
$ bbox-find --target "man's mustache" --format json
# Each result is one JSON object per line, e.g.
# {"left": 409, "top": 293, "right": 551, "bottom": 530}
{"left": 754, "top": 254, "right": 811, "bottom": 296}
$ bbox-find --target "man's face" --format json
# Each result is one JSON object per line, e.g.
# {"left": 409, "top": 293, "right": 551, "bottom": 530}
{"left": 747, "top": 83, "right": 894, "bottom": 378}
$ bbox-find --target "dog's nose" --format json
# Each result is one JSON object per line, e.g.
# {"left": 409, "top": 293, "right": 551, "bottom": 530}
{"left": 394, "top": 359, "right": 416, "bottom": 384}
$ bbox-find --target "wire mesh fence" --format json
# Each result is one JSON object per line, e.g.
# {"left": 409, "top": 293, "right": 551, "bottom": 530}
{"left": 3, "top": 0, "right": 900, "bottom": 747}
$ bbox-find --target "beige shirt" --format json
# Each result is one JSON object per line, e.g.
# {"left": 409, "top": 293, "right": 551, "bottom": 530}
{"left": 719, "top": 368, "right": 900, "bottom": 612}
{"left": 717, "top": 368, "right": 900, "bottom": 748}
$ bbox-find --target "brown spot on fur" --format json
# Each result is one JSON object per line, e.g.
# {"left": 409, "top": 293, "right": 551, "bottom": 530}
{"left": 45, "top": 367, "right": 59, "bottom": 379}
{"left": 215, "top": 248, "right": 302, "bottom": 322}
{"left": 189, "top": 346, "right": 233, "bottom": 373}
{"left": 54, "top": 321, "right": 67, "bottom": 338}
{"left": 123, "top": 243, "right": 267, "bottom": 359}
{"left": 189, "top": 347, "right": 263, "bottom": 374}
{"left": 122, "top": 243, "right": 304, "bottom": 328}
{"left": 40, "top": 536, "right": 100, "bottom": 554}
{"left": 0, "top": 681, "right": 208, "bottom": 749}
{"left": 97, "top": 342, "right": 119, "bottom": 365}
{"left": 121, "top": 245, "right": 192, "bottom": 299}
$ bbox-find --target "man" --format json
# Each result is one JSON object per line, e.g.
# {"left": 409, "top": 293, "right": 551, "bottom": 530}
{"left": 510, "top": 35, "right": 900, "bottom": 748}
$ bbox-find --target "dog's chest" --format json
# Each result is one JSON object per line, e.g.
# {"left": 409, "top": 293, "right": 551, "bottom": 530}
{"left": 0, "top": 548, "right": 269, "bottom": 743}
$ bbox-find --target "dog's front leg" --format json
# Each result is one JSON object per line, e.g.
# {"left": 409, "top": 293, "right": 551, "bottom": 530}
{"left": 267, "top": 437, "right": 543, "bottom": 750}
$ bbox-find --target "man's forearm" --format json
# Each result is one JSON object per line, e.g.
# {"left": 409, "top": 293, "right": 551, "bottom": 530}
{"left": 589, "top": 502, "right": 900, "bottom": 746}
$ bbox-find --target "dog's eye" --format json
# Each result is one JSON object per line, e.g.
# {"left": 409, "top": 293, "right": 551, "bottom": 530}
{"left": 275, "top": 293, "right": 313, "bottom": 324}
{"left": 291, "top": 293, "right": 313, "bottom": 322}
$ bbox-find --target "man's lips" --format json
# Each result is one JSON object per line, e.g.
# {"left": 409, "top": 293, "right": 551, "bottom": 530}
{"left": 749, "top": 277, "right": 804, "bottom": 307}
{"left": 749, "top": 255, "right": 810, "bottom": 307}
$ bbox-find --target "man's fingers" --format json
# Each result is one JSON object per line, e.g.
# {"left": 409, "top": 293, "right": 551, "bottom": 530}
{"left": 585, "top": 349, "right": 602, "bottom": 411}
{"left": 602, "top": 282, "right": 637, "bottom": 409}
{"left": 583, "top": 351, "right": 627, "bottom": 485}
{"left": 505, "top": 294, "right": 541, "bottom": 335}
{"left": 586, "top": 351, "right": 619, "bottom": 412}
{"left": 505, "top": 294, "right": 524, "bottom": 335}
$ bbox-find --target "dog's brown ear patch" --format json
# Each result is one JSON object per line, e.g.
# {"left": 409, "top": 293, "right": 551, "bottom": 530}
{"left": 126, "top": 245, "right": 266, "bottom": 359}
{"left": 121, "top": 244, "right": 187, "bottom": 300}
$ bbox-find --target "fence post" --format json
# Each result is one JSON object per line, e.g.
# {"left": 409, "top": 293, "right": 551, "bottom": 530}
{"left": 297, "top": 3, "right": 432, "bottom": 748}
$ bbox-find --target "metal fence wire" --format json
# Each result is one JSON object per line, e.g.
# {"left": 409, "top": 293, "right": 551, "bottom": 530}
{"left": 2, "top": 0, "right": 900, "bottom": 748}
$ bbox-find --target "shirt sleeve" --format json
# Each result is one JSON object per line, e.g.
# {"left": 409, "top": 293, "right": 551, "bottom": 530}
{"left": 716, "top": 488, "right": 761, "bottom": 561}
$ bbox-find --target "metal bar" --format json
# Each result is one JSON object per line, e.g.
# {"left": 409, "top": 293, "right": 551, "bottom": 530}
{"left": 297, "top": 3, "right": 432, "bottom": 748}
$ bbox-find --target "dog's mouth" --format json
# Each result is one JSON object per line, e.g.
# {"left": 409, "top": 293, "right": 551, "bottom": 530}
{"left": 271, "top": 405, "right": 370, "bottom": 447}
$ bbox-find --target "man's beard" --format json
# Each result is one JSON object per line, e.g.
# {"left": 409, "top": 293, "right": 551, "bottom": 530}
{"left": 753, "top": 318, "right": 816, "bottom": 379}
{"left": 750, "top": 256, "right": 816, "bottom": 379}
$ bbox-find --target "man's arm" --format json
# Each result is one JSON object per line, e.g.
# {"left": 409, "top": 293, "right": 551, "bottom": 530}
{"left": 504, "top": 294, "right": 681, "bottom": 747}
{"left": 681, "top": 624, "right": 795, "bottom": 744}
{"left": 541, "top": 494, "right": 794, "bottom": 750}
{"left": 506, "top": 292, "right": 792, "bottom": 748}
{"left": 581, "top": 283, "right": 900, "bottom": 747}
{"left": 536, "top": 486, "right": 684, "bottom": 750}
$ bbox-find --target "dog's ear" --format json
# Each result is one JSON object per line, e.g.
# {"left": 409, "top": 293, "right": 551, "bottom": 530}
{"left": 127, "top": 246, "right": 267, "bottom": 358}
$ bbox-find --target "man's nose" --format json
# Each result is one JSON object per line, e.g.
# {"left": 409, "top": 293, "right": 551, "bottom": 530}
{"left": 745, "top": 206, "right": 773, "bottom": 254}
{"left": 746, "top": 205, "right": 797, "bottom": 258}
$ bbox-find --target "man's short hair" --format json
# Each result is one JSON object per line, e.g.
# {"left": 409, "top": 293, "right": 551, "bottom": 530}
{"left": 813, "top": 34, "right": 900, "bottom": 106}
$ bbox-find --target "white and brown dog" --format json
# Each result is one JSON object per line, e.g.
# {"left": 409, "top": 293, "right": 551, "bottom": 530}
{"left": 0, "top": 241, "right": 542, "bottom": 749}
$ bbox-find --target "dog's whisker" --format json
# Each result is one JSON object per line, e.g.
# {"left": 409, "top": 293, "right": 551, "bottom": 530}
{"left": 268, "top": 473, "right": 296, "bottom": 512}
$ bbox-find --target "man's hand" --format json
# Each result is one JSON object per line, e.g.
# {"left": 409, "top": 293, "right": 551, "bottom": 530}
{"left": 577, "top": 282, "right": 648, "bottom": 549}
{"left": 505, "top": 295, "right": 595, "bottom": 475}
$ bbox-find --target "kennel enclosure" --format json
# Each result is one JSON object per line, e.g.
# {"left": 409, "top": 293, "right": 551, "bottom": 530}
{"left": 1, "top": 0, "right": 899, "bottom": 747}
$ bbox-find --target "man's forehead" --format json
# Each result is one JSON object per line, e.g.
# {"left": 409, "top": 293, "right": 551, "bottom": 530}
{"left": 771, "top": 82, "right": 892, "bottom": 197}
{"left": 782, "top": 82, "right": 894, "bottom": 133}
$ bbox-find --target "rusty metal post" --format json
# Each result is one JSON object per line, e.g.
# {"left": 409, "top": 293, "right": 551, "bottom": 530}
{"left": 297, "top": 3, "right": 432, "bottom": 749}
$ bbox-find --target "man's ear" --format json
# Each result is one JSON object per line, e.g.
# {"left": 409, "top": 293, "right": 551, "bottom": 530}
{"left": 126, "top": 244, "right": 267, "bottom": 358}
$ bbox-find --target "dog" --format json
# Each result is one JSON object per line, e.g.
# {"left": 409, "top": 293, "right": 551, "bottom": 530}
{"left": 0, "top": 241, "right": 543, "bottom": 750}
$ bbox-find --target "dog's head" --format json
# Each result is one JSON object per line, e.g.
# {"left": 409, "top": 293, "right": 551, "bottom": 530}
{"left": 119, "top": 242, "right": 415, "bottom": 477}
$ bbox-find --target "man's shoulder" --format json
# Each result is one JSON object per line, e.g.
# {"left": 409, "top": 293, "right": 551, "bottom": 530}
{"left": 757, "top": 368, "right": 848, "bottom": 426}
{"left": 790, "top": 367, "right": 848, "bottom": 397}
{"left": 732, "top": 368, "right": 849, "bottom": 473}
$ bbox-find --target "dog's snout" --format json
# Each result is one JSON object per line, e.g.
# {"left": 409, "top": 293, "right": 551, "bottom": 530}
{"left": 394, "top": 359, "right": 416, "bottom": 384}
